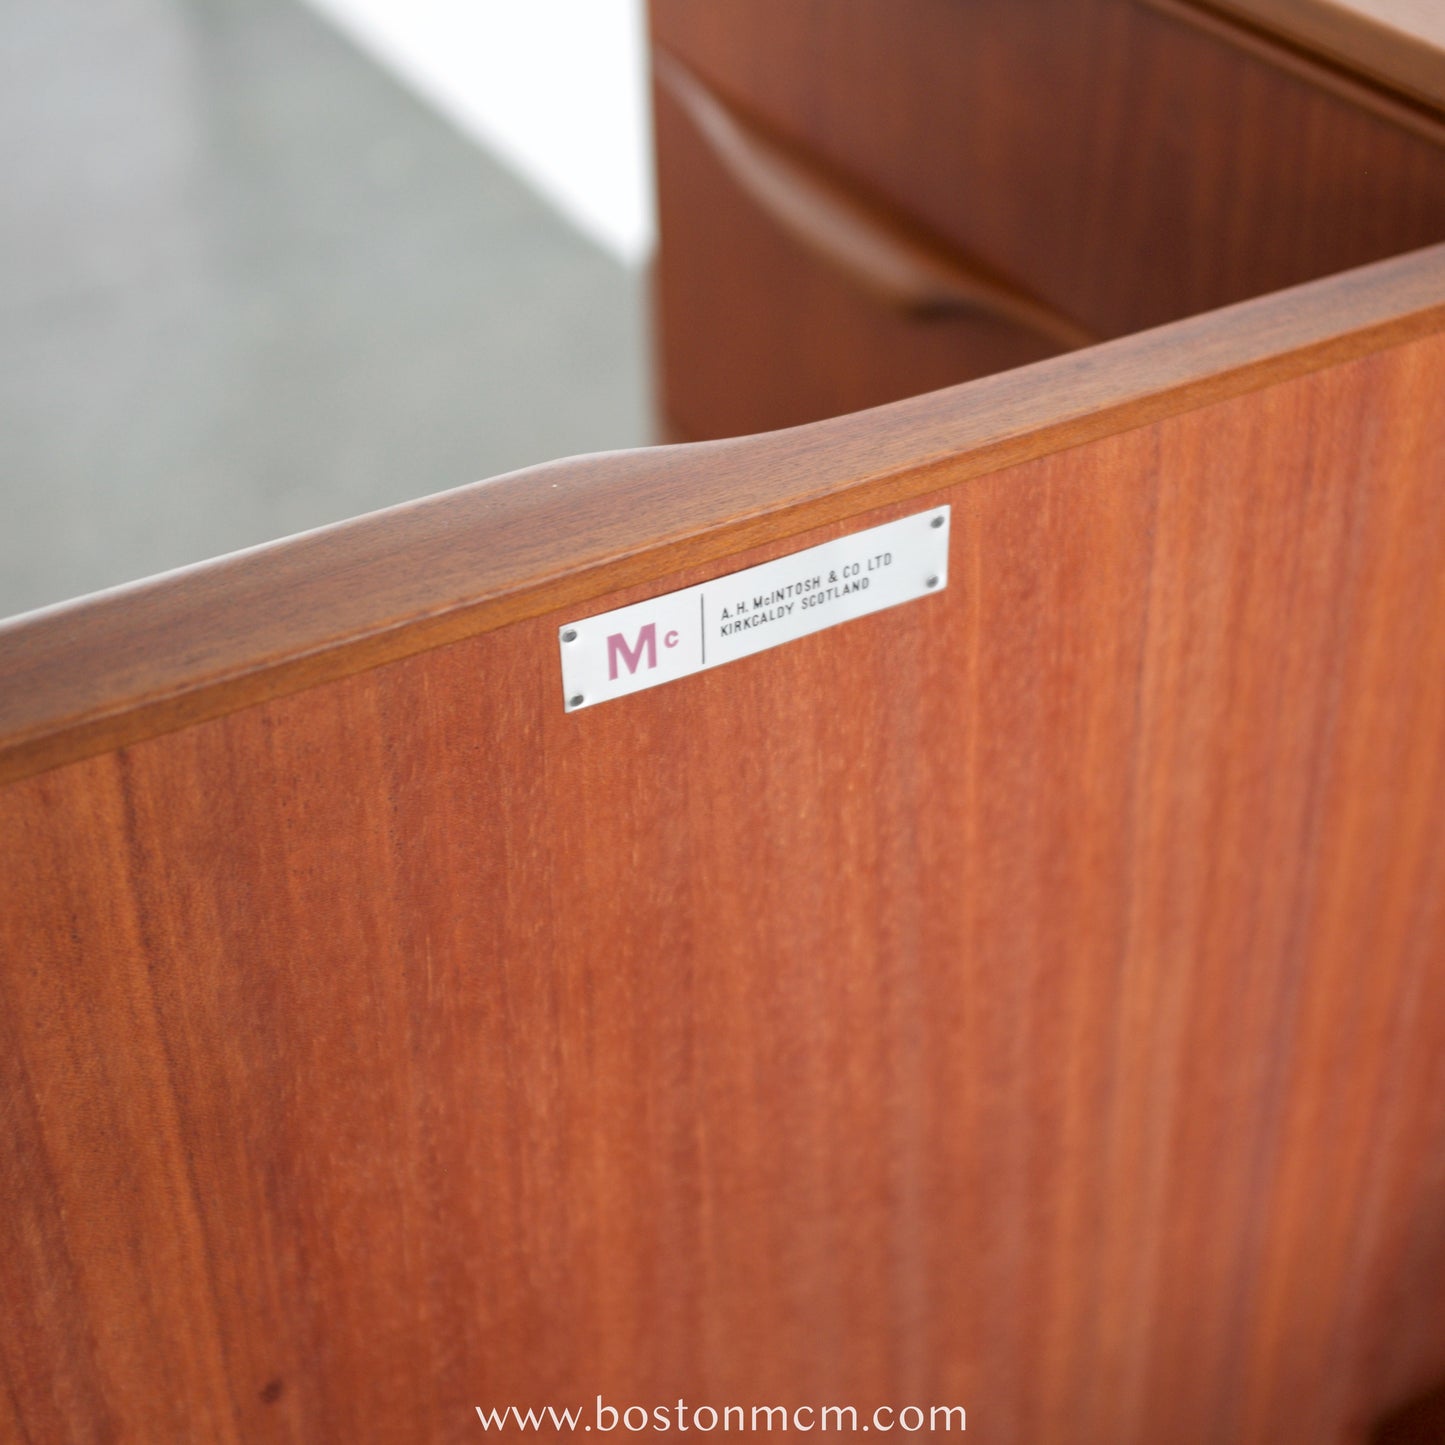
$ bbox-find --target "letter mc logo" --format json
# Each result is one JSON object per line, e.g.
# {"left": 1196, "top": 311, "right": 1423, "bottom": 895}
{"left": 607, "top": 623, "right": 658, "bottom": 680}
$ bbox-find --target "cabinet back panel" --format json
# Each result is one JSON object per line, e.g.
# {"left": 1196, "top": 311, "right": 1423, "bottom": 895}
{"left": 4, "top": 329, "right": 1445, "bottom": 1443}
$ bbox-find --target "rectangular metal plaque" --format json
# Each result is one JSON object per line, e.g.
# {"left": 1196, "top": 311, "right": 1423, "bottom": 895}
{"left": 558, "top": 506, "right": 950, "bottom": 711}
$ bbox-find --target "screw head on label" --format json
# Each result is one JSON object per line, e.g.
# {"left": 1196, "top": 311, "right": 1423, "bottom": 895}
{"left": 926, "top": 575, "right": 940, "bottom": 589}
{"left": 561, "top": 628, "right": 578, "bottom": 643}
{"left": 568, "top": 694, "right": 585, "bottom": 709}
{"left": 931, "top": 515, "right": 945, "bottom": 529}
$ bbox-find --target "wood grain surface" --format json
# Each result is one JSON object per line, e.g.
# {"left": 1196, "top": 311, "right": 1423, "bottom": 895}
{"left": 1205, "top": 0, "right": 1445, "bottom": 109}
{"left": 651, "top": 0, "right": 1445, "bottom": 440}
{"left": 652, "top": 53, "right": 1096, "bottom": 347}
{"left": 650, "top": 63, "right": 1068, "bottom": 441}
{"left": 3, "top": 244, "right": 1444, "bottom": 789}
{"left": 3, "top": 283, "right": 1445, "bottom": 1438}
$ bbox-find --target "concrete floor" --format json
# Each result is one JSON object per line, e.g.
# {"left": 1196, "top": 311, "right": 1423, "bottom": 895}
{"left": 0, "top": 0, "right": 651, "bottom": 620}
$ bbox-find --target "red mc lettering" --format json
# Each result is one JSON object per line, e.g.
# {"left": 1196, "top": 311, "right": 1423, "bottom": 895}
{"left": 607, "top": 623, "right": 658, "bottom": 680}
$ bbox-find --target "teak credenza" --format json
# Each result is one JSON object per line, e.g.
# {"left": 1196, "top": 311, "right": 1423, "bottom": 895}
{"left": 2, "top": 2, "right": 1444, "bottom": 1442}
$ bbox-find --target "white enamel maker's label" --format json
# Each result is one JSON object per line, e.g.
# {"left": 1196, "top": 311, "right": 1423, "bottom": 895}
{"left": 558, "top": 506, "right": 950, "bottom": 711}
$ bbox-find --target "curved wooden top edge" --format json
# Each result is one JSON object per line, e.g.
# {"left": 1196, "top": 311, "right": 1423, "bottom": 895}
{"left": 2, "top": 243, "right": 1444, "bottom": 789}
{"left": 1201, "top": 0, "right": 1445, "bottom": 112}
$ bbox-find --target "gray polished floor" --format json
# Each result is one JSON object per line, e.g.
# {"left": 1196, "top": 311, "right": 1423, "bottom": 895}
{"left": 0, "top": 0, "right": 650, "bottom": 620}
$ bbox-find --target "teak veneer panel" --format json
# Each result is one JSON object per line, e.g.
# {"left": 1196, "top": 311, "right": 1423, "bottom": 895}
{"left": 651, "top": 0, "right": 1445, "bottom": 382}
{"left": 3, "top": 254, "right": 1445, "bottom": 1442}
{"left": 2, "top": 244, "right": 1444, "bottom": 788}
{"left": 650, "top": 64, "right": 1067, "bottom": 441}
{"left": 1209, "top": 0, "right": 1445, "bottom": 109}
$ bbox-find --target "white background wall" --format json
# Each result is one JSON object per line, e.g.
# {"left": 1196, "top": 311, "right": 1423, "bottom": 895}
{"left": 299, "top": 0, "right": 655, "bottom": 264}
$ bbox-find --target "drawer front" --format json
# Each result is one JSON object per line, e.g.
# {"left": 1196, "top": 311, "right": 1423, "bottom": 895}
{"left": 653, "top": 73, "right": 1063, "bottom": 441}
{"left": 652, "top": 0, "right": 1445, "bottom": 343}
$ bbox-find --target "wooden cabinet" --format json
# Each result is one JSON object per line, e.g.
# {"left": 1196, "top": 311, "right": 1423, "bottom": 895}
{"left": 651, "top": 59, "right": 1064, "bottom": 439}
{"left": 653, "top": 0, "right": 1445, "bottom": 438}
{"left": 2, "top": 6, "right": 1443, "bottom": 1442}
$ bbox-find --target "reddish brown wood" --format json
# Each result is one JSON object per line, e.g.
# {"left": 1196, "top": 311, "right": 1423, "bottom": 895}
{"left": 1139, "top": 0, "right": 1445, "bottom": 134}
{"left": 651, "top": 0, "right": 1445, "bottom": 438}
{"left": 2, "top": 272, "right": 1445, "bottom": 1441}
{"left": 3, "top": 245, "right": 1443, "bottom": 790}
{"left": 653, "top": 54, "right": 1095, "bottom": 347}
{"left": 1372, "top": 1380, "right": 1445, "bottom": 1444}
{"left": 650, "top": 67, "right": 1067, "bottom": 441}
{"left": 1205, "top": 0, "right": 1445, "bottom": 110}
